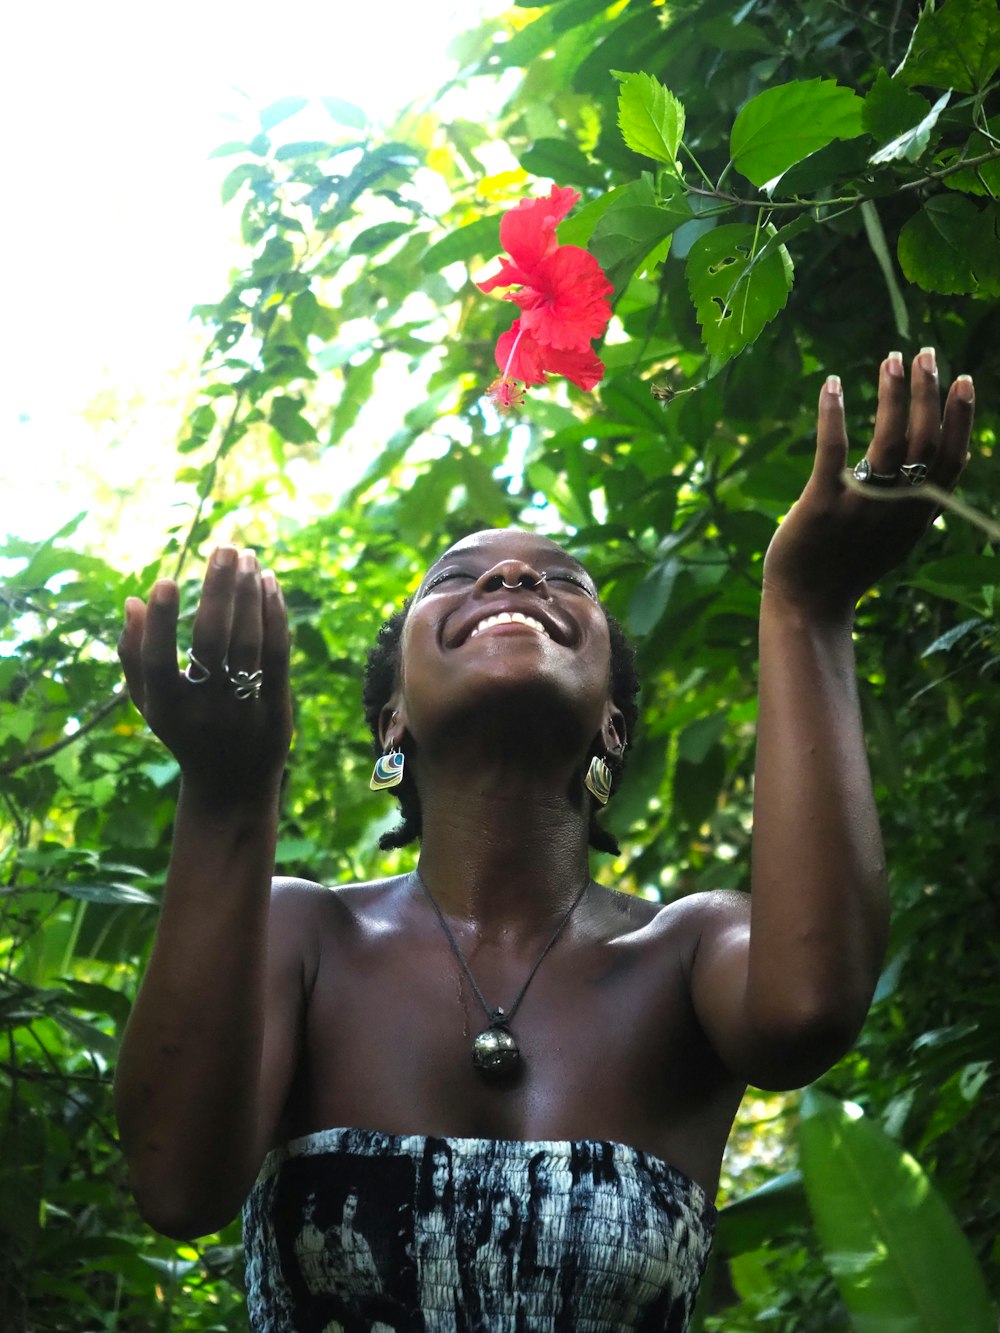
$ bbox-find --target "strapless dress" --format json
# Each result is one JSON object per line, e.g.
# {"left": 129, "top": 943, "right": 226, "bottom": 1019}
{"left": 243, "top": 1127, "right": 716, "bottom": 1332}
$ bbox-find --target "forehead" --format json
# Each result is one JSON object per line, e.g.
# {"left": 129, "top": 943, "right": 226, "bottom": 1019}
{"left": 424, "top": 529, "right": 591, "bottom": 578}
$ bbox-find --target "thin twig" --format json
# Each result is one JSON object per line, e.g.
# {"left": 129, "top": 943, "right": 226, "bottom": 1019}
{"left": 841, "top": 471, "right": 1000, "bottom": 543}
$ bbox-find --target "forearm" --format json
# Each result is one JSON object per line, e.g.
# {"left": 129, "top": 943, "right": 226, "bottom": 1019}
{"left": 114, "top": 782, "right": 279, "bottom": 1235}
{"left": 748, "top": 589, "right": 888, "bottom": 1042}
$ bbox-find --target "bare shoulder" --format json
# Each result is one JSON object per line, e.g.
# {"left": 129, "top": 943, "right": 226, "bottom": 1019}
{"left": 268, "top": 873, "right": 409, "bottom": 936}
{"left": 593, "top": 883, "right": 749, "bottom": 942}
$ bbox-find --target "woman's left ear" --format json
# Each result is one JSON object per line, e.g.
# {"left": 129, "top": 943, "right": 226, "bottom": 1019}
{"left": 378, "top": 701, "right": 406, "bottom": 751}
{"left": 599, "top": 706, "right": 627, "bottom": 760}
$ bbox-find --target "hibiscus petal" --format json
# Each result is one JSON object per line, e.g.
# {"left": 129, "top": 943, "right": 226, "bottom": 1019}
{"left": 498, "top": 184, "right": 581, "bottom": 272}
{"left": 477, "top": 257, "right": 536, "bottom": 295}
{"left": 494, "top": 320, "right": 606, "bottom": 393}
{"left": 515, "top": 245, "right": 614, "bottom": 350}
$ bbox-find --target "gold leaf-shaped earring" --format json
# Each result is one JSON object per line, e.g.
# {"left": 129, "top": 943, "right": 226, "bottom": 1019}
{"left": 370, "top": 749, "right": 405, "bottom": 791}
{"left": 584, "top": 755, "right": 612, "bottom": 805}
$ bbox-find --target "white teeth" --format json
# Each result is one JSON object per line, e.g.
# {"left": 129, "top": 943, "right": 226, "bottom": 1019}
{"left": 469, "top": 611, "right": 548, "bottom": 639}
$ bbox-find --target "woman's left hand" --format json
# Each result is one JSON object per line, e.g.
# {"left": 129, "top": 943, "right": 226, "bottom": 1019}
{"left": 762, "top": 350, "right": 975, "bottom": 620}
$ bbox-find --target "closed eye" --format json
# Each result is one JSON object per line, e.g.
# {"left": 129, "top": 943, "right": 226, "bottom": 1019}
{"left": 546, "top": 571, "right": 597, "bottom": 598}
{"left": 422, "top": 568, "right": 474, "bottom": 594}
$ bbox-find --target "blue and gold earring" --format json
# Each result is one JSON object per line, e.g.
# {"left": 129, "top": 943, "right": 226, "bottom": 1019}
{"left": 370, "top": 748, "right": 405, "bottom": 791}
{"left": 584, "top": 755, "right": 613, "bottom": 805}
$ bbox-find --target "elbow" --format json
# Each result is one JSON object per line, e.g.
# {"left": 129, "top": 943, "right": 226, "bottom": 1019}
{"left": 132, "top": 1185, "right": 242, "bottom": 1241}
{"left": 742, "top": 995, "right": 871, "bottom": 1090}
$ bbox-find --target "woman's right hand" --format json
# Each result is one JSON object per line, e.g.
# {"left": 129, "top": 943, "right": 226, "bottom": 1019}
{"left": 118, "top": 546, "right": 292, "bottom": 806}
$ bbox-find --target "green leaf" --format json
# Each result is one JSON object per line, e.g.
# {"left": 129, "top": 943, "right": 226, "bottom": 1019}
{"left": 896, "top": 0, "right": 1000, "bottom": 95}
{"left": 259, "top": 95, "right": 308, "bottom": 131}
{"left": 686, "top": 223, "right": 793, "bottom": 366}
{"left": 898, "top": 197, "right": 1000, "bottom": 296}
{"left": 860, "top": 200, "right": 911, "bottom": 343}
{"left": 730, "top": 79, "right": 865, "bottom": 189}
{"left": 589, "top": 177, "right": 692, "bottom": 293}
{"left": 800, "top": 1089, "right": 996, "bottom": 1332}
{"left": 220, "top": 162, "right": 269, "bottom": 206}
{"left": 628, "top": 559, "right": 679, "bottom": 636}
{"left": 869, "top": 90, "right": 950, "bottom": 164}
{"left": 270, "top": 396, "right": 318, "bottom": 444}
{"left": 422, "top": 215, "right": 501, "bottom": 270}
{"left": 613, "top": 71, "right": 686, "bottom": 165}
{"left": 348, "top": 221, "right": 413, "bottom": 256}
{"left": 716, "top": 1172, "right": 808, "bottom": 1257}
{"left": 518, "top": 138, "right": 605, "bottom": 189}
{"left": 862, "top": 70, "right": 932, "bottom": 143}
{"left": 320, "top": 95, "right": 368, "bottom": 130}
{"left": 56, "top": 882, "right": 156, "bottom": 906}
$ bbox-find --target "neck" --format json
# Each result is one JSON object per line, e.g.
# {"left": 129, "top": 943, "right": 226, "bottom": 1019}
{"left": 413, "top": 753, "right": 593, "bottom": 940}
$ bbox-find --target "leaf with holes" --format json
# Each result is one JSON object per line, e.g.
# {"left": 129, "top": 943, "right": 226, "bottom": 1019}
{"left": 685, "top": 223, "right": 793, "bottom": 366}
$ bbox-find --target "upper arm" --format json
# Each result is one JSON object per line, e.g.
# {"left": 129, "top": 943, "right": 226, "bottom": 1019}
{"left": 254, "top": 877, "right": 324, "bottom": 1162}
{"left": 687, "top": 890, "right": 861, "bottom": 1090}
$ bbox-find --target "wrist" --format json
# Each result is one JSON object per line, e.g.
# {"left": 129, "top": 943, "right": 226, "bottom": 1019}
{"left": 760, "top": 578, "right": 857, "bottom": 632}
{"left": 177, "top": 772, "right": 284, "bottom": 822}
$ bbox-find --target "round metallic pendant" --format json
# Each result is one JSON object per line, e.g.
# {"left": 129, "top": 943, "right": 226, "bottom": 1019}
{"left": 472, "top": 1025, "right": 521, "bottom": 1078}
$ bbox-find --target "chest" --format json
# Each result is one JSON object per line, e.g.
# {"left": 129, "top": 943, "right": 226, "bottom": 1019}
{"left": 293, "top": 920, "right": 726, "bottom": 1145}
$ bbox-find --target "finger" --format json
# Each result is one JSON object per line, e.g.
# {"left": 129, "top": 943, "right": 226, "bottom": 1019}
{"left": 227, "top": 550, "right": 263, "bottom": 675}
{"left": 905, "top": 346, "right": 942, "bottom": 465}
{"left": 867, "top": 352, "right": 908, "bottom": 472}
{"left": 261, "top": 570, "right": 290, "bottom": 705}
{"left": 118, "top": 596, "right": 148, "bottom": 713}
{"left": 934, "top": 374, "right": 975, "bottom": 488}
{"left": 811, "top": 374, "right": 848, "bottom": 486}
{"left": 190, "top": 545, "right": 239, "bottom": 671}
{"left": 140, "top": 580, "right": 183, "bottom": 705}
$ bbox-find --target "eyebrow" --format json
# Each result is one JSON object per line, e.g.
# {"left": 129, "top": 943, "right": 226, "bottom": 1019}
{"left": 428, "top": 547, "right": 592, "bottom": 577}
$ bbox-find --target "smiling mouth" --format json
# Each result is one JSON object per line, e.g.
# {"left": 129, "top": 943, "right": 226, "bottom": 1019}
{"left": 469, "top": 611, "right": 549, "bottom": 639}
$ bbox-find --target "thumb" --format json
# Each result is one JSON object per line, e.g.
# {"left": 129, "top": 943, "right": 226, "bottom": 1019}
{"left": 811, "top": 374, "right": 849, "bottom": 487}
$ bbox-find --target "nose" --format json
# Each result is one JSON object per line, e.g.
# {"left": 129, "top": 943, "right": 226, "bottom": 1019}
{"left": 478, "top": 560, "right": 549, "bottom": 594}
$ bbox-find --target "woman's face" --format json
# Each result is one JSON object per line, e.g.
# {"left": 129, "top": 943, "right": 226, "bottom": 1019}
{"left": 395, "top": 529, "right": 616, "bottom": 754}
{"left": 432, "top": 1151, "right": 450, "bottom": 1199}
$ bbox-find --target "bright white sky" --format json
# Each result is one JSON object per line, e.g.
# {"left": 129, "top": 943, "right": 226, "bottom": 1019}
{"left": 2, "top": 0, "right": 498, "bottom": 551}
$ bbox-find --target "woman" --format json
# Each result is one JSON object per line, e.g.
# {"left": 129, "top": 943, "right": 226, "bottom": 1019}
{"left": 114, "top": 354, "right": 975, "bottom": 1331}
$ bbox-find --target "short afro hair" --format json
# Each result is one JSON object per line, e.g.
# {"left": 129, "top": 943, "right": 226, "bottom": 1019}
{"left": 362, "top": 599, "right": 639, "bottom": 854}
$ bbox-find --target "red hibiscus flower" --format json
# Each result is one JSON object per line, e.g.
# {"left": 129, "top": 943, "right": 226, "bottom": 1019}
{"left": 477, "top": 185, "right": 613, "bottom": 411}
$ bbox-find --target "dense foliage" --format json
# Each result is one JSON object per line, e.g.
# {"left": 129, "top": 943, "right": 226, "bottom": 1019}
{"left": 2, "top": 1, "right": 998, "bottom": 1328}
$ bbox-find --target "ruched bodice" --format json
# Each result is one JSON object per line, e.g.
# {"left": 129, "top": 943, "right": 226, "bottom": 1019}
{"left": 243, "top": 1127, "right": 716, "bottom": 1332}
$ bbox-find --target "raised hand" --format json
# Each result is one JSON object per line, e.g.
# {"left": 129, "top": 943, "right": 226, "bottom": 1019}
{"left": 762, "top": 350, "right": 975, "bottom": 619}
{"left": 118, "top": 546, "right": 292, "bottom": 805}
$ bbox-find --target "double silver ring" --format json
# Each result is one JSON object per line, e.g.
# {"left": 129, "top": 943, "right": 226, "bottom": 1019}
{"left": 226, "top": 666, "right": 263, "bottom": 701}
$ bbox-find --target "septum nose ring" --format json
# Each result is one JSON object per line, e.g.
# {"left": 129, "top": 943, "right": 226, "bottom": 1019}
{"left": 494, "top": 572, "right": 547, "bottom": 591}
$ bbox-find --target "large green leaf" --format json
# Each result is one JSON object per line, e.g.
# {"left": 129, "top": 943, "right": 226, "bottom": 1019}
{"left": 898, "top": 197, "right": 1000, "bottom": 295}
{"left": 799, "top": 1089, "right": 996, "bottom": 1332}
{"left": 730, "top": 79, "right": 865, "bottom": 188}
{"left": 896, "top": 0, "right": 1000, "bottom": 95}
{"left": 685, "top": 223, "right": 793, "bottom": 366}
{"left": 613, "top": 70, "right": 686, "bottom": 165}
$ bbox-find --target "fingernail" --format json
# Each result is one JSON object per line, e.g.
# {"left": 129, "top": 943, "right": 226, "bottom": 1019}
{"left": 918, "top": 346, "right": 937, "bottom": 374}
{"left": 825, "top": 374, "right": 842, "bottom": 396}
{"left": 261, "top": 569, "right": 277, "bottom": 594}
{"left": 213, "top": 545, "right": 238, "bottom": 567}
{"left": 887, "top": 351, "right": 904, "bottom": 377}
{"left": 955, "top": 374, "right": 974, "bottom": 403}
{"left": 150, "top": 580, "right": 173, "bottom": 605}
{"left": 238, "top": 549, "right": 258, "bottom": 573}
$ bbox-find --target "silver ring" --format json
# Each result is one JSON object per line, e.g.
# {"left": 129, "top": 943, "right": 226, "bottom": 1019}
{"left": 226, "top": 666, "right": 263, "bottom": 701}
{"left": 852, "top": 458, "right": 898, "bottom": 487}
{"left": 499, "top": 573, "right": 547, "bottom": 590}
{"left": 185, "top": 649, "right": 211, "bottom": 684}
{"left": 900, "top": 462, "right": 929, "bottom": 487}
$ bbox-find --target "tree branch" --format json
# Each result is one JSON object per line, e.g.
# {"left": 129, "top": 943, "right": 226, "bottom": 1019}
{"left": 0, "top": 690, "right": 128, "bottom": 778}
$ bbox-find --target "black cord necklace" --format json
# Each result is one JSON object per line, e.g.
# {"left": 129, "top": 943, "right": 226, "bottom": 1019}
{"left": 413, "top": 869, "right": 590, "bottom": 1080}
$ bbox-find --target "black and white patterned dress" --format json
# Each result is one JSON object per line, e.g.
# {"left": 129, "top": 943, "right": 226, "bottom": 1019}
{"left": 243, "top": 1128, "right": 716, "bottom": 1333}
